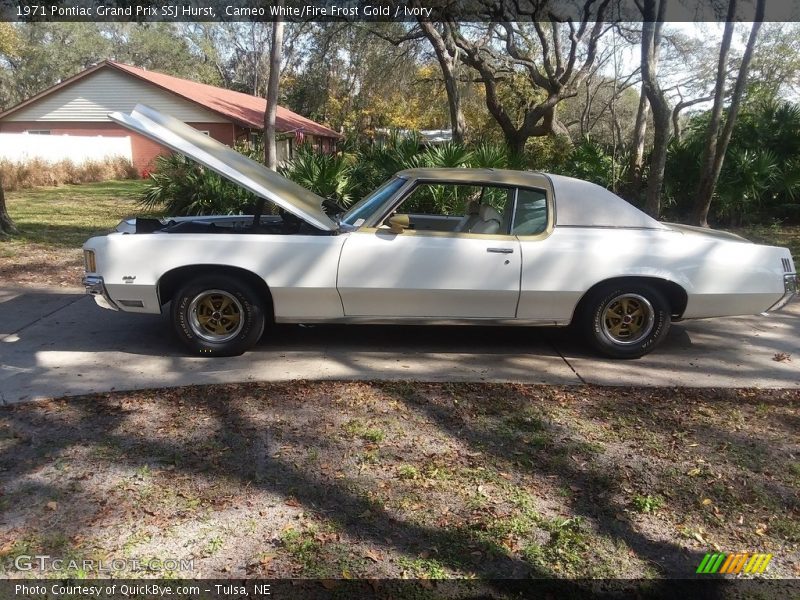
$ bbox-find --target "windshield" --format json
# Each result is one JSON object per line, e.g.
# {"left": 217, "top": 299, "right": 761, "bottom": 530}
{"left": 341, "top": 177, "right": 406, "bottom": 227}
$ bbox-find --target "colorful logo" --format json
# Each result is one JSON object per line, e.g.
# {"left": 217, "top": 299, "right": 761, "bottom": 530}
{"left": 696, "top": 553, "right": 772, "bottom": 574}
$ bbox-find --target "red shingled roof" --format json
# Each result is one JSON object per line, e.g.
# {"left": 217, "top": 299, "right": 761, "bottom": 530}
{"left": 108, "top": 61, "right": 341, "bottom": 139}
{"left": 0, "top": 60, "right": 341, "bottom": 139}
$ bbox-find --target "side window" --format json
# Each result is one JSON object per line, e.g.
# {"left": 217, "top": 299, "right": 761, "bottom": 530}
{"left": 388, "top": 183, "right": 515, "bottom": 235}
{"left": 512, "top": 188, "right": 548, "bottom": 236}
{"left": 399, "top": 183, "right": 482, "bottom": 216}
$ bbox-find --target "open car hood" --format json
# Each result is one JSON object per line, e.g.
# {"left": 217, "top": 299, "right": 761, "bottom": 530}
{"left": 109, "top": 104, "right": 338, "bottom": 232}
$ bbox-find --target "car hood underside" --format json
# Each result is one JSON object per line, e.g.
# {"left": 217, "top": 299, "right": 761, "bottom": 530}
{"left": 109, "top": 104, "right": 338, "bottom": 232}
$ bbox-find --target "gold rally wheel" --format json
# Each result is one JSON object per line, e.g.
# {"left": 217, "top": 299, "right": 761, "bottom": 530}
{"left": 581, "top": 283, "right": 670, "bottom": 359}
{"left": 188, "top": 290, "right": 244, "bottom": 343}
{"left": 172, "top": 274, "right": 265, "bottom": 356}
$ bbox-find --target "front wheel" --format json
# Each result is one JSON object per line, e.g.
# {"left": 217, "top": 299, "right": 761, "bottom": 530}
{"left": 172, "top": 274, "right": 266, "bottom": 356}
{"left": 580, "top": 284, "right": 671, "bottom": 359}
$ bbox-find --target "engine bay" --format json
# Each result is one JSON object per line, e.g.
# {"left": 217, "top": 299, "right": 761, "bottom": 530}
{"left": 127, "top": 213, "right": 331, "bottom": 236}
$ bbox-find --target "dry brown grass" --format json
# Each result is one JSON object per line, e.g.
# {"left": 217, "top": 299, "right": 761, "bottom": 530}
{"left": 0, "top": 157, "right": 138, "bottom": 191}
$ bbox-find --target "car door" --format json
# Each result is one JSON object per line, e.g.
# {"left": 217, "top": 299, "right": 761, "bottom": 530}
{"left": 336, "top": 182, "right": 522, "bottom": 318}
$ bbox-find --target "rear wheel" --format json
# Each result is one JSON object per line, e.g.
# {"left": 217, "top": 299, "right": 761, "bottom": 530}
{"left": 580, "top": 283, "right": 671, "bottom": 359}
{"left": 172, "top": 274, "right": 265, "bottom": 356}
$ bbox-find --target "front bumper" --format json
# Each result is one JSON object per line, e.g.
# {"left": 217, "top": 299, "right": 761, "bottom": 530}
{"left": 767, "top": 273, "right": 797, "bottom": 312}
{"left": 83, "top": 275, "right": 119, "bottom": 311}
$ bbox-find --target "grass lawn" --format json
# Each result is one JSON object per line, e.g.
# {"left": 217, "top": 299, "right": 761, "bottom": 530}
{"left": 0, "top": 382, "right": 796, "bottom": 579}
{"left": 0, "top": 180, "right": 148, "bottom": 287}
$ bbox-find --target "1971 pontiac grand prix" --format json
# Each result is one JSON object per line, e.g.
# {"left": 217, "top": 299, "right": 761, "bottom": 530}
{"left": 82, "top": 105, "right": 797, "bottom": 358}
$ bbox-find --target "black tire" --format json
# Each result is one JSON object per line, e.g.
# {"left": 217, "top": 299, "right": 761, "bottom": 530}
{"left": 171, "top": 274, "right": 266, "bottom": 356}
{"left": 579, "top": 283, "right": 671, "bottom": 359}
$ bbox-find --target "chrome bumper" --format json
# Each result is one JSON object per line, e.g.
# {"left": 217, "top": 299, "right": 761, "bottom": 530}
{"left": 83, "top": 275, "right": 119, "bottom": 311}
{"left": 767, "top": 273, "right": 797, "bottom": 312}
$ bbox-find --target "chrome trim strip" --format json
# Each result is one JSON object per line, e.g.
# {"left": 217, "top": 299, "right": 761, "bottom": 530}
{"left": 275, "top": 316, "right": 566, "bottom": 326}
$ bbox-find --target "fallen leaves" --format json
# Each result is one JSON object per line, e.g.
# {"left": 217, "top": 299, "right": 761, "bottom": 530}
{"left": 364, "top": 549, "right": 382, "bottom": 563}
{"left": 2, "top": 381, "right": 798, "bottom": 580}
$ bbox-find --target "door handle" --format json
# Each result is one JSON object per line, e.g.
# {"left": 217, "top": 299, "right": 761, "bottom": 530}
{"left": 487, "top": 247, "right": 514, "bottom": 254}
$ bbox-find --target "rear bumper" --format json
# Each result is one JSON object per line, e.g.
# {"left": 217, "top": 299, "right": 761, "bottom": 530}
{"left": 83, "top": 275, "right": 119, "bottom": 311}
{"left": 766, "top": 273, "right": 797, "bottom": 312}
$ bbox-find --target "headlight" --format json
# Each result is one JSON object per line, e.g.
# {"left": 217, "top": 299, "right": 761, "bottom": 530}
{"left": 83, "top": 249, "right": 97, "bottom": 273}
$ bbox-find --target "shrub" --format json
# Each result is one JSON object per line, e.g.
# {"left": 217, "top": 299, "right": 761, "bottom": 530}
{"left": 664, "top": 100, "right": 800, "bottom": 225}
{"left": 279, "top": 144, "right": 354, "bottom": 205}
{"left": 0, "top": 156, "right": 137, "bottom": 191}
{"left": 140, "top": 153, "right": 257, "bottom": 216}
{"left": 561, "top": 138, "right": 626, "bottom": 190}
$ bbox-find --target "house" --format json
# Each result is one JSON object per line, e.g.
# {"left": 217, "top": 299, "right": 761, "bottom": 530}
{"left": 374, "top": 128, "right": 453, "bottom": 146}
{"left": 0, "top": 60, "right": 341, "bottom": 172}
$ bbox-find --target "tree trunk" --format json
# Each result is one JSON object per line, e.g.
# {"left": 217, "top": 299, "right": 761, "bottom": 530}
{"left": 419, "top": 21, "right": 466, "bottom": 144}
{"left": 264, "top": 13, "right": 284, "bottom": 170}
{"left": 0, "top": 176, "right": 17, "bottom": 237}
{"left": 551, "top": 115, "right": 573, "bottom": 145}
{"left": 692, "top": 0, "right": 737, "bottom": 226}
{"left": 640, "top": 1, "right": 671, "bottom": 219}
{"left": 628, "top": 82, "right": 649, "bottom": 192}
{"left": 645, "top": 109, "right": 671, "bottom": 217}
{"left": 692, "top": 0, "right": 764, "bottom": 227}
{"left": 504, "top": 132, "right": 527, "bottom": 157}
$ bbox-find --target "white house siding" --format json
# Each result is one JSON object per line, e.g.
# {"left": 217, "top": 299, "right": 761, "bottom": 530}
{"left": 0, "top": 132, "right": 132, "bottom": 164}
{"left": 4, "top": 69, "right": 227, "bottom": 123}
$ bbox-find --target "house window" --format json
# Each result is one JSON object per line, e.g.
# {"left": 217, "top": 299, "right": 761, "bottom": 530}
{"left": 26, "top": 130, "right": 51, "bottom": 135}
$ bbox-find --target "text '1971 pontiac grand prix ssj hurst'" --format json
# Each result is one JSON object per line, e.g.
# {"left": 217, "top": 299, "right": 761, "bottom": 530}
{"left": 83, "top": 105, "right": 797, "bottom": 359}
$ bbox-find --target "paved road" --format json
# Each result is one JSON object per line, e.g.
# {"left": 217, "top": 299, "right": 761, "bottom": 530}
{"left": 1, "top": 286, "right": 798, "bottom": 404}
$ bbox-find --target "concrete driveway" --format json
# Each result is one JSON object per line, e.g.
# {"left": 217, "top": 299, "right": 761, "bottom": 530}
{"left": 1, "top": 286, "right": 798, "bottom": 404}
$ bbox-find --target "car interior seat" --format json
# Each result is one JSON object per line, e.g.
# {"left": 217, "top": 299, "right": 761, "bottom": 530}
{"left": 469, "top": 205, "right": 502, "bottom": 234}
{"left": 455, "top": 200, "right": 481, "bottom": 232}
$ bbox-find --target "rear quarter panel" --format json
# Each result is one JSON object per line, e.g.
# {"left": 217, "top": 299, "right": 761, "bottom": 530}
{"left": 517, "top": 227, "right": 789, "bottom": 322}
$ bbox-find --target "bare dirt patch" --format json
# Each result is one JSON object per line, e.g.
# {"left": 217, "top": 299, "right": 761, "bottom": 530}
{"left": 0, "top": 382, "right": 797, "bottom": 580}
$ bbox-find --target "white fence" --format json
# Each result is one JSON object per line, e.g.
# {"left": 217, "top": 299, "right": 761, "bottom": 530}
{"left": 0, "top": 133, "right": 132, "bottom": 164}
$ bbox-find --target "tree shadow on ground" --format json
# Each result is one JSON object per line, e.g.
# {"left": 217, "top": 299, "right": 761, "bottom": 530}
{"left": 0, "top": 383, "right": 796, "bottom": 594}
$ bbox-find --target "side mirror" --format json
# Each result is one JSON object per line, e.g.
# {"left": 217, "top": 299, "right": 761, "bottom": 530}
{"left": 387, "top": 214, "right": 410, "bottom": 234}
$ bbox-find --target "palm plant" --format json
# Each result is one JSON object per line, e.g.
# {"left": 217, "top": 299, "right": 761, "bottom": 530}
{"left": 280, "top": 145, "right": 354, "bottom": 205}
{"left": 469, "top": 141, "right": 511, "bottom": 169}
{"left": 717, "top": 148, "right": 779, "bottom": 225}
{"left": 562, "top": 138, "right": 626, "bottom": 189}
{"left": 422, "top": 141, "right": 473, "bottom": 168}
{"left": 141, "top": 154, "right": 255, "bottom": 215}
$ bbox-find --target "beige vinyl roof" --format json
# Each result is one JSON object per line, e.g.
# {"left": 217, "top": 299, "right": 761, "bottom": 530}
{"left": 398, "top": 168, "right": 666, "bottom": 230}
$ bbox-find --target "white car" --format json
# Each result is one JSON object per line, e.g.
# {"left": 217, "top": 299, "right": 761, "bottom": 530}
{"left": 83, "top": 105, "right": 797, "bottom": 358}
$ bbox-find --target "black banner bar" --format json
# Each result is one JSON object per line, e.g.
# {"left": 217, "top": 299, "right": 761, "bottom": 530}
{"left": 2, "top": 578, "right": 799, "bottom": 600}
{"left": 1, "top": 0, "right": 799, "bottom": 23}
